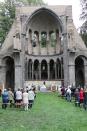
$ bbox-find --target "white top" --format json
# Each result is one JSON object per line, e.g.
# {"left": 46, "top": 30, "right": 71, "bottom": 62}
{"left": 22, "top": 92, "right": 28, "bottom": 104}
{"left": 16, "top": 90, "right": 22, "bottom": 100}
{"left": 28, "top": 90, "right": 35, "bottom": 100}
{"left": 67, "top": 88, "right": 71, "bottom": 94}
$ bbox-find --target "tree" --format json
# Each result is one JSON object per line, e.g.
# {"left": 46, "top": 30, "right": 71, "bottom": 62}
{"left": 0, "top": 0, "right": 45, "bottom": 45}
{"left": 80, "top": 0, "right": 87, "bottom": 46}
{"left": 0, "top": 0, "right": 15, "bottom": 44}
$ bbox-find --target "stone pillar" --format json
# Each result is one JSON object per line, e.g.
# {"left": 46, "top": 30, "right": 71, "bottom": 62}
{"left": 14, "top": 52, "right": 22, "bottom": 90}
{"left": 68, "top": 64, "right": 75, "bottom": 86}
{"left": 39, "top": 63, "right": 41, "bottom": 80}
{"left": 47, "top": 63, "right": 50, "bottom": 80}
{"left": 28, "top": 30, "right": 32, "bottom": 54}
{"left": 39, "top": 33, "right": 41, "bottom": 55}
{"left": 32, "top": 62, "right": 34, "bottom": 80}
{"left": 0, "top": 65, "right": 6, "bottom": 88}
{"left": 47, "top": 32, "right": 49, "bottom": 55}
{"left": 25, "top": 60, "right": 28, "bottom": 81}
{"left": 20, "top": 33, "right": 26, "bottom": 89}
{"left": 57, "top": 65, "right": 59, "bottom": 79}
{"left": 54, "top": 62, "right": 57, "bottom": 79}
{"left": 62, "top": 16, "right": 69, "bottom": 87}
{"left": 15, "top": 64, "right": 22, "bottom": 89}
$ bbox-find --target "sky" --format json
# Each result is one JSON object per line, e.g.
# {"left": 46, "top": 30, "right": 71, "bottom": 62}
{"left": 0, "top": 0, "right": 82, "bottom": 29}
{"left": 44, "top": 0, "right": 82, "bottom": 29}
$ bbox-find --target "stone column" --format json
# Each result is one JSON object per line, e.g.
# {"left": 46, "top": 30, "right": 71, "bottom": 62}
{"left": 62, "top": 16, "right": 69, "bottom": 87}
{"left": 32, "top": 62, "right": 34, "bottom": 80}
{"left": 25, "top": 60, "right": 28, "bottom": 81}
{"left": 54, "top": 62, "right": 57, "bottom": 79}
{"left": 68, "top": 64, "right": 75, "bottom": 86}
{"left": 47, "top": 32, "right": 49, "bottom": 55}
{"left": 39, "top": 63, "right": 41, "bottom": 80}
{"left": 28, "top": 30, "right": 32, "bottom": 54}
{"left": 0, "top": 65, "right": 6, "bottom": 88}
{"left": 47, "top": 63, "right": 50, "bottom": 80}
{"left": 14, "top": 52, "right": 22, "bottom": 90}
{"left": 15, "top": 64, "right": 22, "bottom": 89}
{"left": 39, "top": 33, "right": 41, "bottom": 55}
{"left": 20, "top": 33, "right": 26, "bottom": 88}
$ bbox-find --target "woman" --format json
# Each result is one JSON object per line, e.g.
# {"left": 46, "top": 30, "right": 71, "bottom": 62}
{"left": 2, "top": 89, "right": 9, "bottom": 109}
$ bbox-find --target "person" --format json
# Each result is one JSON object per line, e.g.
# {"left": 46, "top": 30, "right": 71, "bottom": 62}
{"left": 40, "top": 82, "right": 47, "bottom": 92}
{"left": 8, "top": 88, "right": 14, "bottom": 107}
{"left": 32, "top": 86, "right": 36, "bottom": 98}
{"left": 2, "top": 89, "right": 9, "bottom": 109}
{"left": 28, "top": 89, "right": 35, "bottom": 108}
{"left": 83, "top": 87, "right": 87, "bottom": 110}
{"left": 61, "top": 86, "right": 65, "bottom": 97}
{"left": 74, "top": 88, "right": 79, "bottom": 107}
{"left": 16, "top": 88, "right": 22, "bottom": 108}
{"left": 58, "top": 86, "right": 62, "bottom": 97}
{"left": 22, "top": 89, "right": 28, "bottom": 111}
{"left": 66, "top": 87, "right": 71, "bottom": 102}
{"left": 79, "top": 87, "right": 84, "bottom": 107}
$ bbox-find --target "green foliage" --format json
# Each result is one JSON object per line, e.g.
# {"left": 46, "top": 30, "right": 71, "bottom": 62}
{"left": 80, "top": 0, "right": 87, "bottom": 46}
{"left": 80, "top": 32, "right": 87, "bottom": 47}
{"left": 50, "top": 32, "right": 56, "bottom": 47}
{"left": 41, "top": 33, "right": 47, "bottom": 48}
{"left": 0, "top": 0, "right": 45, "bottom": 45}
{"left": 0, "top": 0, "right": 15, "bottom": 44}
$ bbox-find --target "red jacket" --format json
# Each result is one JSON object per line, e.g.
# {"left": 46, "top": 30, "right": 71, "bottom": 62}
{"left": 79, "top": 90, "right": 84, "bottom": 100}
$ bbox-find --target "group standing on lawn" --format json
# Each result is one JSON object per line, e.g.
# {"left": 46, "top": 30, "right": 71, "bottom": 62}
{"left": 59, "top": 85, "right": 87, "bottom": 110}
{"left": 1, "top": 83, "right": 87, "bottom": 111}
{"left": 1, "top": 87, "right": 36, "bottom": 111}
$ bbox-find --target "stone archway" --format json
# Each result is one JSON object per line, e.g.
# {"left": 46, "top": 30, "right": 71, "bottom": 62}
{"left": 4, "top": 57, "right": 14, "bottom": 91}
{"left": 41, "top": 60, "right": 48, "bottom": 80}
{"left": 75, "top": 57, "right": 85, "bottom": 87}
{"left": 34, "top": 60, "right": 39, "bottom": 80}
{"left": 28, "top": 59, "right": 32, "bottom": 80}
{"left": 50, "top": 59, "right": 55, "bottom": 79}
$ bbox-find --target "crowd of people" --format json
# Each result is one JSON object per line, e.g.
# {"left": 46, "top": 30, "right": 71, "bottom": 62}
{"left": 1, "top": 83, "right": 87, "bottom": 111}
{"left": 58, "top": 85, "right": 87, "bottom": 110}
{"left": 1, "top": 87, "right": 36, "bottom": 111}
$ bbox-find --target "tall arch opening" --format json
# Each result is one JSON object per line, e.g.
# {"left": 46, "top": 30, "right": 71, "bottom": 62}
{"left": 41, "top": 60, "right": 48, "bottom": 80}
{"left": 50, "top": 59, "right": 55, "bottom": 79}
{"left": 34, "top": 60, "right": 39, "bottom": 80}
{"left": 75, "top": 57, "right": 85, "bottom": 87}
{"left": 4, "top": 57, "right": 14, "bottom": 91}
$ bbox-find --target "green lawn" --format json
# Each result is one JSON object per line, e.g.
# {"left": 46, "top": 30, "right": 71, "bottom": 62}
{"left": 0, "top": 92, "right": 87, "bottom": 131}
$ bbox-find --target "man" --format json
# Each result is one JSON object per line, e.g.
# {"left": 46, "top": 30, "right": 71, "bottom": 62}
{"left": 28, "top": 89, "right": 35, "bottom": 108}
{"left": 16, "top": 88, "right": 22, "bottom": 108}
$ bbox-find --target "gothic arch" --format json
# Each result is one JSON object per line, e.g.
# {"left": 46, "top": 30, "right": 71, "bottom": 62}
{"left": 33, "top": 59, "right": 39, "bottom": 80}
{"left": 2, "top": 56, "right": 14, "bottom": 91}
{"left": 75, "top": 56, "right": 85, "bottom": 87}
{"left": 50, "top": 59, "right": 55, "bottom": 79}
{"left": 41, "top": 59, "right": 48, "bottom": 80}
{"left": 22, "top": 7, "right": 63, "bottom": 34}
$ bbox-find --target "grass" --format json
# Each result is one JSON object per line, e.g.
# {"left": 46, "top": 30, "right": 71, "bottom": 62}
{"left": 0, "top": 92, "right": 87, "bottom": 131}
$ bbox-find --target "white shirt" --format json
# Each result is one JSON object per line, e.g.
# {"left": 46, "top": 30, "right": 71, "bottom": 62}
{"left": 28, "top": 90, "right": 35, "bottom": 100}
{"left": 67, "top": 88, "right": 71, "bottom": 94}
{"left": 23, "top": 92, "right": 28, "bottom": 104}
{"left": 16, "top": 90, "right": 22, "bottom": 100}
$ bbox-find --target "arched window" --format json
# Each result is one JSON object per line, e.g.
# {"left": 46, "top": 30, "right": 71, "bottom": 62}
{"left": 75, "top": 57, "right": 85, "bottom": 87}
{"left": 32, "top": 31, "right": 39, "bottom": 47}
{"left": 49, "top": 31, "right": 56, "bottom": 47}
{"left": 41, "top": 32, "right": 47, "bottom": 47}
